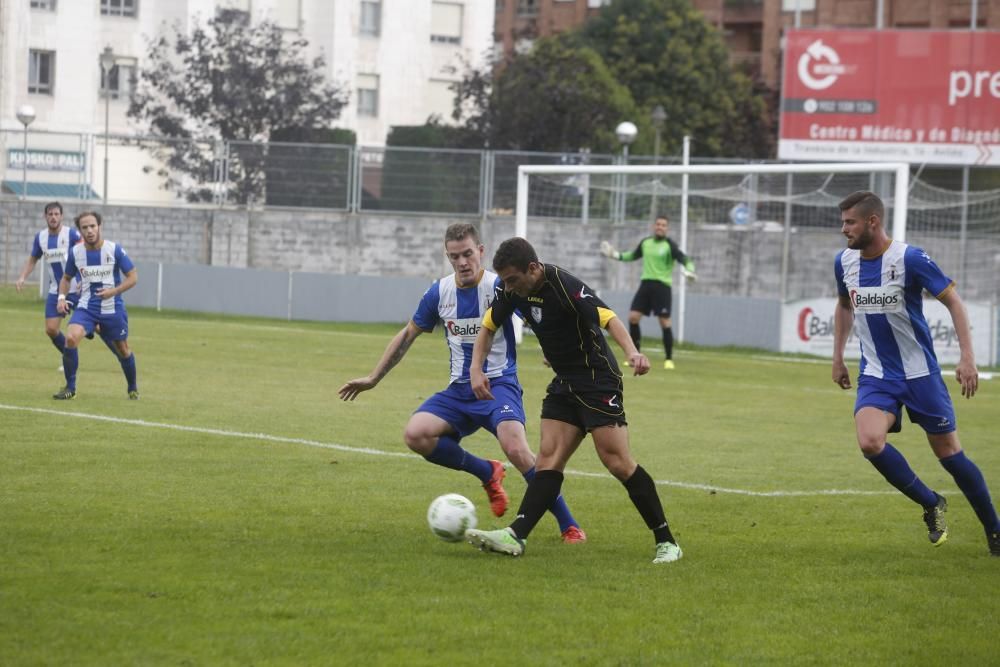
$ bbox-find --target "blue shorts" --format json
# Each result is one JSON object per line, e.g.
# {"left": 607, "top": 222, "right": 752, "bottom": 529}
{"left": 855, "top": 374, "right": 957, "bottom": 435}
{"left": 68, "top": 307, "right": 130, "bottom": 342}
{"left": 44, "top": 292, "right": 80, "bottom": 319}
{"left": 416, "top": 375, "right": 526, "bottom": 439}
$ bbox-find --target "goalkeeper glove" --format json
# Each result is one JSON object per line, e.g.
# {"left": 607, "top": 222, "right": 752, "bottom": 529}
{"left": 682, "top": 267, "right": 698, "bottom": 282}
{"left": 600, "top": 241, "right": 620, "bottom": 260}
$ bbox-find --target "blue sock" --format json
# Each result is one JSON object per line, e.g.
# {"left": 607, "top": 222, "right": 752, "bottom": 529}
{"left": 866, "top": 443, "right": 938, "bottom": 507}
{"left": 51, "top": 332, "right": 66, "bottom": 353}
{"left": 524, "top": 467, "right": 578, "bottom": 532}
{"left": 940, "top": 451, "right": 1000, "bottom": 533}
{"left": 63, "top": 348, "right": 78, "bottom": 391}
{"left": 424, "top": 434, "right": 493, "bottom": 483}
{"left": 119, "top": 353, "right": 138, "bottom": 392}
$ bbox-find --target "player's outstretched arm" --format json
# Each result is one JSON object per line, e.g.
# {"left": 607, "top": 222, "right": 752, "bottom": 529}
{"left": 938, "top": 289, "right": 978, "bottom": 399}
{"left": 15, "top": 256, "right": 41, "bottom": 292}
{"left": 606, "top": 317, "right": 649, "bottom": 375}
{"left": 599, "top": 241, "right": 621, "bottom": 260}
{"left": 470, "top": 323, "right": 497, "bottom": 400}
{"left": 338, "top": 322, "right": 422, "bottom": 401}
{"left": 832, "top": 295, "right": 853, "bottom": 390}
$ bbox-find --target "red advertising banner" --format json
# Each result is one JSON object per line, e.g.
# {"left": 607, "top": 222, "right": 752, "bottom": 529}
{"left": 778, "top": 29, "right": 1000, "bottom": 166}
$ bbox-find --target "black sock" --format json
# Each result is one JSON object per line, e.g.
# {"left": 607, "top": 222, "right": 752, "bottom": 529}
{"left": 510, "top": 470, "right": 564, "bottom": 540}
{"left": 624, "top": 465, "right": 675, "bottom": 545}
{"left": 662, "top": 327, "right": 674, "bottom": 360}
{"left": 629, "top": 323, "right": 641, "bottom": 350}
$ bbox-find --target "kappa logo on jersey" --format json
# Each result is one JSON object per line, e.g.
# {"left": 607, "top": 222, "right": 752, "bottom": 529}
{"left": 445, "top": 318, "right": 481, "bottom": 342}
{"left": 849, "top": 286, "right": 903, "bottom": 313}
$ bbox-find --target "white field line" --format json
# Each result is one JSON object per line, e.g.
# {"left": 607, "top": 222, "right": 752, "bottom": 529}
{"left": 0, "top": 403, "right": 895, "bottom": 498}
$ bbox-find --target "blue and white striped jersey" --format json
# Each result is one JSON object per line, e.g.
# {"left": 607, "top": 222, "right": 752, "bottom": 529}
{"left": 30, "top": 226, "right": 81, "bottom": 295}
{"left": 835, "top": 240, "right": 954, "bottom": 380}
{"left": 413, "top": 269, "right": 517, "bottom": 384}
{"left": 64, "top": 241, "right": 135, "bottom": 315}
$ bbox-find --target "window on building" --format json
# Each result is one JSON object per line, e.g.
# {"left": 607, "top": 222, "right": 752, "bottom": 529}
{"left": 216, "top": 8, "right": 250, "bottom": 24}
{"left": 30, "top": 0, "right": 57, "bottom": 10}
{"left": 427, "top": 79, "right": 456, "bottom": 118}
{"left": 101, "top": 0, "right": 137, "bottom": 17}
{"left": 274, "top": 0, "right": 300, "bottom": 30}
{"left": 100, "top": 57, "right": 137, "bottom": 100}
{"left": 431, "top": 2, "right": 462, "bottom": 45}
{"left": 361, "top": 1, "right": 381, "bottom": 36}
{"left": 781, "top": 0, "right": 815, "bottom": 10}
{"left": 357, "top": 74, "right": 379, "bottom": 117}
{"left": 517, "top": 0, "right": 538, "bottom": 16}
{"left": 29, "top": 49, "right": 55, "bottom": 94}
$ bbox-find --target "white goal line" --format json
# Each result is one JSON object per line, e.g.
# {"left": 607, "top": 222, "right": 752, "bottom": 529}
{"left": 0, "top": 403, "right": 894, "bottom": 498}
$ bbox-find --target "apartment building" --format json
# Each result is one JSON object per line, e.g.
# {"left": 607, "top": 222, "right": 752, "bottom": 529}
{"left": 0, "top": 0, "right": 492, "bottom": 141}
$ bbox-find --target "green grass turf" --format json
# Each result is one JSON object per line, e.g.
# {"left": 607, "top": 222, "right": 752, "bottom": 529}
{"left": 0, "top": 285, "right": 997, "bottom": 665}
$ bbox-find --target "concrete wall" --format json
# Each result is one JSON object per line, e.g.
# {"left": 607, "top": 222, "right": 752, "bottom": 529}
{"left": 1, "top": 200, "right": 994, "bottom": 355}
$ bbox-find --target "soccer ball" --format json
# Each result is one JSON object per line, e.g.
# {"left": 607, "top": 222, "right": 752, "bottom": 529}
{"left": 427, "top": 493, "right": 478, "bottom": 542}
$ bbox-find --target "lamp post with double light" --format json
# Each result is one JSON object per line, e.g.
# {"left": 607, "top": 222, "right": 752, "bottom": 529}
{"left": 16, "top": 105, "right": 36, "bottom": 200}
{"left": 100, "top": 46, "right": 115, "bottom": 204}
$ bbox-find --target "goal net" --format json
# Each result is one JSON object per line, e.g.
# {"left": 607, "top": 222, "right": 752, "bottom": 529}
{"left": 514, "top": 162, "right": 1000, "bottom": 344}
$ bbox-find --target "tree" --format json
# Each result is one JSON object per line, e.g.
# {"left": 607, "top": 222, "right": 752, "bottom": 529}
{"left": 452, "top": 38, "right": 638, "bottom": 153}
{"left": 576, "top": 0, "right": 773, "bottom": 158}
{"left": 128, "top": 14, "right": 348, "bottom": 203}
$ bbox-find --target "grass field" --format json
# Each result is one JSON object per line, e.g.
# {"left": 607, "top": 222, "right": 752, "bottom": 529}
{"left": 1, "top": 285, "right": 997, "bottom": 665}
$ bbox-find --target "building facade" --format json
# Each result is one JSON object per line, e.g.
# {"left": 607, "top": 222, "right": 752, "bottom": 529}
{"left": 0, "top": 0, "right": 492, "bottom": 143}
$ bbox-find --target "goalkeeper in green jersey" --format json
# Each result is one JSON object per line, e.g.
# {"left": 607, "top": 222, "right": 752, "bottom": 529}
{"left": 600, "top": 215, "right": 696, "bottom": 370}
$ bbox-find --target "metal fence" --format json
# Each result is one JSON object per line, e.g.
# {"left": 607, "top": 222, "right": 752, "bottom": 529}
{"left": 1, "top": 129, "right": 996, "bottom": 222}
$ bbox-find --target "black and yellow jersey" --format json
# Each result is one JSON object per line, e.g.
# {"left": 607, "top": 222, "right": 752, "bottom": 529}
{"left": 483, "top": 264, "right": 622, "bottom": 389}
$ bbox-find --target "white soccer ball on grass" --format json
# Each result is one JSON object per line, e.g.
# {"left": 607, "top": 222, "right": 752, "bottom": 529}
{"left": 427, "top": 493, "right": 478, "bottom": 542}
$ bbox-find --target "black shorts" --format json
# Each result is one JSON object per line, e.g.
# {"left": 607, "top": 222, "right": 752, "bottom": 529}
{"left": 540, "top": 379, "right": 627, "bottom": 432}
{"left": 630, "top": 280, "right": 672, "bottom": 318}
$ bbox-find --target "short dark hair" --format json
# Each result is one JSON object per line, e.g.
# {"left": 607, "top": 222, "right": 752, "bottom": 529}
{"left": 655, "top": 215, "right": 669, "bottom": 223}
{"left": 838, "top": 191, "right": 884, "bottom": 221}
{"left": 493, "top": 237, "right": 538, "bottom": 273}
{"left": 44, "top": 201, "right": 63, "bottom": 214}
{"left": 444, "top": 223, "right": 480, "bottom": 246}
{"left": 74, "top": 211, "right": 102, "bottom": 228}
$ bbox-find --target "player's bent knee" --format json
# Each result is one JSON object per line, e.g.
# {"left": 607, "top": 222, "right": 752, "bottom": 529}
{"left": 856, "top": 436, "right": 886, "bottom": 457}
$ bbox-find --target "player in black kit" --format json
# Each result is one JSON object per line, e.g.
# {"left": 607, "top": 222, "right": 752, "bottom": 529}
{"left": 464, "top": 237, "right": 683, "bottom": 564}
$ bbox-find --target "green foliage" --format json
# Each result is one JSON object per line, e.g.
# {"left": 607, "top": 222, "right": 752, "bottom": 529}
{"left": 265, "top": 127, "right": 355, "bottom": 209}
{"left": 577, "top": 0, "right": 773, "bottom": 157}
{"left": 453, "top": 38, "right": 638, "bottom": 153}
{"left": 1, "top": 286, "right": 999, "bottom": 664}
{"left": 128, "top": 14, "right": 348, "bottom": 204}
{"left": 376, "top": 122, "right": 483, "bottom": 213}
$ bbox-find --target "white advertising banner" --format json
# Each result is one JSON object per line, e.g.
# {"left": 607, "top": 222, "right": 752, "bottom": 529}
{"left": 781, "top": 298, "right": 996, "bottom": 367}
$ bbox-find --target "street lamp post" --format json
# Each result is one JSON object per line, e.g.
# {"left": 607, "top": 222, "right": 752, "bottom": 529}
{"left": 614, "top": 121, "right": 637, "bottom": 223}
{"left": 650, "top": 105, "right": 667, "bottom": 218}
{"left": 100, "top": 46, "right": 115, "bottom": 205}
{"left": 16, "top": 105, "right": 36, "bottom": 200}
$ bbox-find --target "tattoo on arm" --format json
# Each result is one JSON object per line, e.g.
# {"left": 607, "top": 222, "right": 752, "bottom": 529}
{"left": 374, "top": 333, "right": 416, "bottom": 381}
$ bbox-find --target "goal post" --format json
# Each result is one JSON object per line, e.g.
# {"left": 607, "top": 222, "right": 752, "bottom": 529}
{"left": 514, "top": 161, "right": 911, "bottom": 344}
